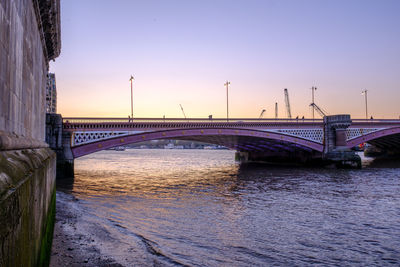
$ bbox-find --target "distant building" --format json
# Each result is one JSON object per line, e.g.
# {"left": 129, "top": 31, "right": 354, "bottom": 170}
{"left": 46, "top": 73, "right": 57, "bottom": 113}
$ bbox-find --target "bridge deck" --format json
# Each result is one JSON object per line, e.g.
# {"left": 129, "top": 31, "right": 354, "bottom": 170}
{"left": 57, "top": 117, "right": 400, "bottom": 159}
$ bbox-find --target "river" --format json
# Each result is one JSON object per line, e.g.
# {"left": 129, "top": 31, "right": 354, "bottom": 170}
{"left": 54, "top": 149, "right": 400, "bottom": 266}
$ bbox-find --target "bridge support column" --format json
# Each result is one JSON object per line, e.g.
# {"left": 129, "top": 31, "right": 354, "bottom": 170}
{"left": 235, "top": 151, "right": 249, "bottom": 163}
{"left": 46, "top": 114, "right": 74, "bottom": 178}
{"left": 323, "top": 115, "right": 361, "bottom": 168}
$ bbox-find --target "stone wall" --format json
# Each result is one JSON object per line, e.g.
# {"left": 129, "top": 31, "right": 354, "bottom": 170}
{"left": 1, "top": 0, "right": 46, "bottom": 141}
{"left": 0, "top": 0, "right": 61, "bottom": 265}
{"left": 0, "top": 148, "right": 56, "bottom": 266}
{"left": 0, "top": 0, "right": 60, "bottom": 143}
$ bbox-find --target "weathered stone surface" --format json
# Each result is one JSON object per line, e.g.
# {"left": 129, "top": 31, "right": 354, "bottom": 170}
{"left": 323, "top": 114, "right": 352, "bottom": 153}
{"left": 0, "top": 130, "right": 49, "bottom": 150}
{"left": 0, "top": 148, "right": 56, "bottom": 266}
{"left": 32, "top": 0, "right": 61, "bottom": 61}
{"left": 46, "top": 114, "right": 74, "bottom": 178}
{"left": 322, "top": 115, "right": 361, "bottom": 168}
{"left": 0, "top": 0, "right": 61, "bottom": 265}
{"left": 0, "top": 0, "right": 60, "bottom": 145}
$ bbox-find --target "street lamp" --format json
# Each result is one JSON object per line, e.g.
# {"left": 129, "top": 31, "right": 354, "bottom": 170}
{"left": 224, "top": 80, "right": 230, "bottom": 121}
{"left": 311, "top": 86, "right": 317, "bottom": 120}
{"left": 129, "top": 75, "right": 134, "bottom": 120}
{"left": 362, "top": 89, "right": 368, "bottom": 119}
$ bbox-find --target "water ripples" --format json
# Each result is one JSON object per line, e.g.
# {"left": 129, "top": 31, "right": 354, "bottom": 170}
{"left": 58, "top": 149, "right": 400, "bottom": 266}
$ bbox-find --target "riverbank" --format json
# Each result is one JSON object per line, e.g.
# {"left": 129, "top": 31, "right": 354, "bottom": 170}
{"left": 50, "top": 192, "right": 122, "bottom": 267}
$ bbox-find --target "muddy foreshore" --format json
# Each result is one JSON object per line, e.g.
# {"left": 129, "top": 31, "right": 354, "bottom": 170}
{"left": 50, "top": 192, "right": 123, "bottom": 267}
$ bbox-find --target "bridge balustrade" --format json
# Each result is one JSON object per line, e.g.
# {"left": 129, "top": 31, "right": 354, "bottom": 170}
{"left": 62, "top": 117, "right": 325, "bottom": 131}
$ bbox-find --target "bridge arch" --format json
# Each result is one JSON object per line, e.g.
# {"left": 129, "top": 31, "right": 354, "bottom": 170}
{"left": 70, "top": 128, "right": 324, "bottom": 158}
{"left": 346, "top": 127, "right": 400, "bottom": 149}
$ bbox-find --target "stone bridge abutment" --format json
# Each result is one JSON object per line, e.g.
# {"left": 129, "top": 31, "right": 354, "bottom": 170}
{"left": 46, "top": 114, "right": 74, "bottom": 178}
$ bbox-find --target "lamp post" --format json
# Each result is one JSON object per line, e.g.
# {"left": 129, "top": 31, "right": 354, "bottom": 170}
{"left": 311, "top": 86, "right": 317, "bottom": 120}
{"left": 362, "top": 89, "right": 368, "bottom": 119}
{"left": 129, "top": 75, "right": 134, "bottom": 119}
{"left": 224, "top": 80, "right": 230, "bottom": 122}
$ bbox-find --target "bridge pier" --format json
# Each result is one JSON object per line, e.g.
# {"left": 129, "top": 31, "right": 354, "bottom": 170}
{"left": 235, "top": 152, "right": 249, "bottom": 162}
{"left": 46, "top": 114, "right": 74, "bottom": 178}
{"left": 235, "top": 115, "right": 361, "bottom": 168}
{"left": 323, "top": 115, "right": 361, "bottom": 168}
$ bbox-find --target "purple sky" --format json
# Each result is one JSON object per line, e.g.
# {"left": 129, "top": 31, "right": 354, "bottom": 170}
{"left": 50, "top": 0, "right": 400, "bottom": 119}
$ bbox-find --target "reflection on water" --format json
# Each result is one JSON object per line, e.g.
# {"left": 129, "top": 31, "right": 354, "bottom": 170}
{"left": 68, "top": 150, "right": 239, "bottom": 199}
{"left": 58, "top": 149, "right": 400, "bottom": 266}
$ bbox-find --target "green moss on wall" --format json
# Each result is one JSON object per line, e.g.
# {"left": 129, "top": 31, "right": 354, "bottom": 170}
{"left": 37, "top": 189, "right": 56, "bottom": 267}
{"left": 0, "top": 148, "right": 56, "bottom": 267}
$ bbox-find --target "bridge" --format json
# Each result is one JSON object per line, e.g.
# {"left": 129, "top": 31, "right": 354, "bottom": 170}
{"left": 46, "top": 114, "right": 400, "bottom": 175}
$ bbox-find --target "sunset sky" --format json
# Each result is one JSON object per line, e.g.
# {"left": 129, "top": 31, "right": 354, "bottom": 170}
{"left": 50, "top": 0, "right": 400, "bottom": 119}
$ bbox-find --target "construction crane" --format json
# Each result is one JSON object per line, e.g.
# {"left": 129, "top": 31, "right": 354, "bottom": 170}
{"left": 284, "top": 88, "right": 292, "bottom": 119}
{"left": 179, "top": 104, "right": 187, "bottom": 119}
{"left": 309, "top": 102, "right": 328, "bottom": 118}
{"left": 259, "top": 109, "right": 266, "bottom": 118}
{"left": 275, "top": 102, "right": 278, "bottom": 119}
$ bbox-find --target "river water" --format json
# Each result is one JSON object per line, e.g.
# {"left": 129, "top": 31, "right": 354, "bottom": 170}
{"left": 57, "top": 149, "right": 400, "bottom": 266}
